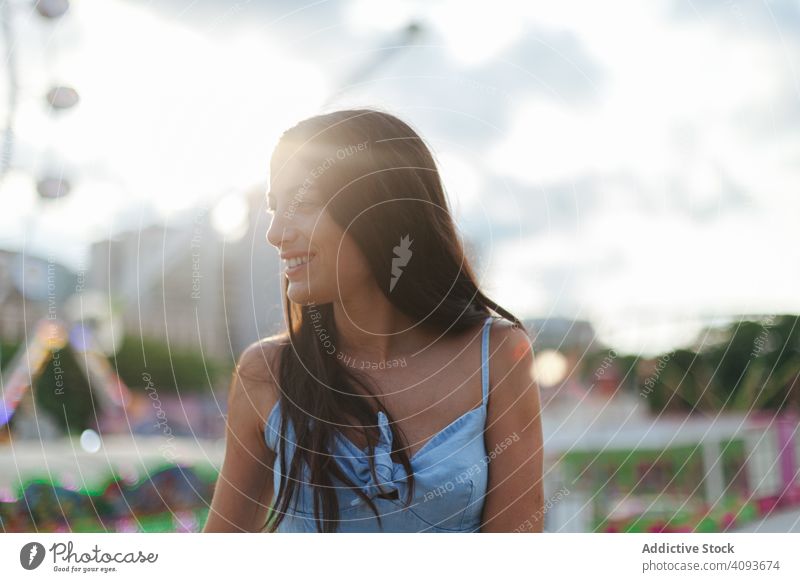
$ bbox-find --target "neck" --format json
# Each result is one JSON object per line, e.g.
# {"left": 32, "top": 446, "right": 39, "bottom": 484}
{"left": 331, "top": 284, "right": 434, "bottom": 363}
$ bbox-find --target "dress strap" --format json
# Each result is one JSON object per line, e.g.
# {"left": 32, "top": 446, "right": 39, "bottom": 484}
{"left": 481, "top": 315, "right": 494, "bottom": 407}
{"left": 264, "top": 399, "right": 282, "bottom": 452}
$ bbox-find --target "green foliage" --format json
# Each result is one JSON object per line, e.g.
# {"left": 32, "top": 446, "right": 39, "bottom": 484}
{"left": 641, "top": 315, "right": 800, "bottom": 414}
{"left": 1, "top": 336, "right": 232, "bottom": 435}
{"left": 112, "top": 335, "right": 231, "bottom": 394}
{"left": 35, "top": 345, "right": 96, "bottom": 433}
{"left": 1, "top": 341, "right": 94, "bottom": 434}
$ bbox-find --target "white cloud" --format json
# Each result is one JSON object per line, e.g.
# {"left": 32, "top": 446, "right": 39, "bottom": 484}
{"left": 9, "top": 0, "right": 328, "bottom": 227}
{"left": 3, "top": 0, "right": 797, "bottom": 351}
{"left": 491, "top": 208, "right": 800, "bottom": 353}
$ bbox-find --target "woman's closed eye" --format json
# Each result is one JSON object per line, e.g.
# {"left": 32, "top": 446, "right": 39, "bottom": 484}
{"left": 266, "top": 196, "right": 319, "bottom": 214}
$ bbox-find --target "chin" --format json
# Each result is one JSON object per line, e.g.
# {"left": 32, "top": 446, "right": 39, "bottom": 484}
{"left": 287, "top": 283, "right": 327, "bottom": 306}
{"left": 287, "top": 285, "right": 311, "bottom": 305}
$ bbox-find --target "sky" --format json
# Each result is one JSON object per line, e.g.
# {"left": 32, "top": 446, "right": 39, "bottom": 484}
{"left": 1, "top": 0, "right": 798, "bottom": 354}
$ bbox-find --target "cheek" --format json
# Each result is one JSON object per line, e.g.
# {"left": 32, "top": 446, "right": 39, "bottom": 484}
{"left": 328, "top": 230, "right": 371, "bottom": 285}
{"left": 311, "top": 213, "right": 373, "bottom": 291}
{"left": 338, "top": 239, "right": 370, "bottom": 279}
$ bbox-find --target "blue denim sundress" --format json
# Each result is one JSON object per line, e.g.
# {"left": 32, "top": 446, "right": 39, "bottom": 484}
{"left": 264, "top": 315, "right": 495, "bottom": 532}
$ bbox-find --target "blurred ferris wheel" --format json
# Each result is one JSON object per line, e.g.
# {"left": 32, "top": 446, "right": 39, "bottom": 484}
{"left": 0, "top": 1, "right": 132, "bottom": 434}
{"left": 0, "top": 3, "right": 425, "bottom": 433}
{"left": 0, "top": 0, "right": 19, "bottom": 187}
{"left": 1, "top": 0, "right": 78, "bottom": 193}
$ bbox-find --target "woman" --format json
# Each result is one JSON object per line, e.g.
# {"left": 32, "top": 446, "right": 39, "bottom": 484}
{"left": 203, "top": 109, "right": 544, "bottom": 532}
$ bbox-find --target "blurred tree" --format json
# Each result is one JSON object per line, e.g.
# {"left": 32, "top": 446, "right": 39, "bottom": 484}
{"left": 1, "top": 335, "right": 231, "bottom": 435}
{"left": 1, "top": 341, "right": 93, "bottom": 434}
{"left": 641, "top": 315, "right": 800, "bottom": 414}
{"left": 34, "top": 344, "right": 95, "bottom": 433}
{"left": 112, "top": 335, "right": 230, "bottom": 394}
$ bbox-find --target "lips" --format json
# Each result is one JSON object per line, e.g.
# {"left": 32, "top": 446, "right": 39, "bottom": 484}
{"left": 285, "top": 254, "right": 313, "bottom": 268}
{"left": 283, "top": 253, "right": 316, "bottom": 278}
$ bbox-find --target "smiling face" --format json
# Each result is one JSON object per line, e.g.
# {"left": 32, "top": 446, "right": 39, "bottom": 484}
{"left": 266, "top": 144, "right": 375, "bottom": 306}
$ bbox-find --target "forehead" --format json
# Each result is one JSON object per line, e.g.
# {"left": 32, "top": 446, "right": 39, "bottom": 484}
{"left": 269, "top": 138, "right": 355, "bottom": 195}
{"left": 270, "top": 139, "right": 332, "bottom": 176}
{"left": 269, "top": 155, "right": 313, "bottom": 192}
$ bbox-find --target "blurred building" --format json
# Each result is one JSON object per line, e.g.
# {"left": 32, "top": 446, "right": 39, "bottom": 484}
{"left": 526, "top": 316, "right": 597, "bottom": 353}
{"left": 87, "top": 187, "right": 283, "bottom": 360}
{"left": 0, "top": 249, "right": 77, "bottom": 343}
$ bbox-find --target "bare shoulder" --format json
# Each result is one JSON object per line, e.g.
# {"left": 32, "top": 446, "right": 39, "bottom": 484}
{"left": 480, "top": 317, "right": 543, "bottom": 532}
{"left": 488, "top": 318, "right": 534, "bottom": 365}
{"left": 236, "top": 334, "right": 285, "bottom": 387}
{"left": 487, "top": 318, "right": 536, "bottom": 401}
{"left": 229, "top": 334, "right": 286, "bottom": 430}
{"left": 204, "top": 337, "right": 285, "bottom": 532}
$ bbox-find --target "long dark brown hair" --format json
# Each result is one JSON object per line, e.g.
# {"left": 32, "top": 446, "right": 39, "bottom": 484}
{"left": 257, "top": 109, "right": 524, "bottom": 532}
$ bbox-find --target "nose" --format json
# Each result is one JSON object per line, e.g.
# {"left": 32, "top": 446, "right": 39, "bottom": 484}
{"left": 266, "top": 210, "right": 298, "bottom": 249}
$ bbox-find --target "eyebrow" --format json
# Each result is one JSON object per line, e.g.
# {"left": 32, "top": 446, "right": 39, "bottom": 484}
{"left": 266, "top": 183, "right": 321, "bottom": 203}
{"left": 267, "top": 183, "right": 302, "bottom": 198}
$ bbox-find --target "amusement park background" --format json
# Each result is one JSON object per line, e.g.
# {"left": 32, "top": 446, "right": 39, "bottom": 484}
{"left": 2, "top": 1, "right": 800, "bottom": 533}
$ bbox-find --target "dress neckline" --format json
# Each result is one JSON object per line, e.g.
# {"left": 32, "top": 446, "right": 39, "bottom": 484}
{"left": 334, "top": 404, "right": 486, "bottom": 463}
{"left": 264, "top": 315, "right": 495, "bottom": 462}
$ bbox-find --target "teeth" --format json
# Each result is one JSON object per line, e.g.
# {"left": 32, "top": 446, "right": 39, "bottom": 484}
{"left": 286, "top": 255, "right": 312, "bottom": 268}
